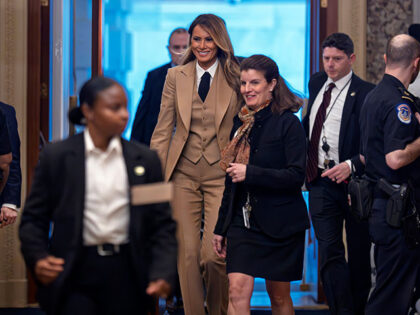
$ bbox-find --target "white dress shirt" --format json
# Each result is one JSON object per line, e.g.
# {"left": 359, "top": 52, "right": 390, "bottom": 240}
{"left": 196, "top": 59, "right": 218, "bottom": 91}
{"left": 83, "top": 129, "right": 130, "bottom": 245}
{"left": 309, "top": 71, "right": 353, "bottom": 169}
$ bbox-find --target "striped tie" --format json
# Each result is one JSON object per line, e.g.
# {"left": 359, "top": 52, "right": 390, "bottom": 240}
{"left": 306, "top": 82, "right": 335, "bottom": 183}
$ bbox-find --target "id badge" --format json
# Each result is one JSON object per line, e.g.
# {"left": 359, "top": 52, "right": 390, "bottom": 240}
{"left": 243, "top": 192, "right": 252, "bottom": 229}
{"left": 242, "top": 206, "right": 251, "bottom": 229}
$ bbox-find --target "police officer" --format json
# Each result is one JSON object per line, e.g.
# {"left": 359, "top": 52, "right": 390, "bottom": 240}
{"left": 360, "top": 34, "right": 420, "bottom": 315}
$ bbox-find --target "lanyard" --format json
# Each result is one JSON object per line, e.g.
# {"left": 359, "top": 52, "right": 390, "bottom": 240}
{"left": 323, "top": 77, "right": 352, "bottom": 125}
{"left": 321, "top": 77, "right": 352, "bottom": 159}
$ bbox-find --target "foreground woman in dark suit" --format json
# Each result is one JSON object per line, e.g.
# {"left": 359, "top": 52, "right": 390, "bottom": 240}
{"left": 213, "top": 55, "right": 309, "bottom": 315}
{"left": 19, "top": 77, "right": 177, "bottom": 315}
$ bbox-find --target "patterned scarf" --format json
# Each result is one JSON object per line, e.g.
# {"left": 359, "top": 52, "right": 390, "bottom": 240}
{"left": 220, "top": 100, "right": 271, "bottom": 171}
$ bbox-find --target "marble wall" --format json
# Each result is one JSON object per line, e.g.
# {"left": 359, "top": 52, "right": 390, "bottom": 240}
{"left": 366, "top": 0, "right": 413, "bottom": 83}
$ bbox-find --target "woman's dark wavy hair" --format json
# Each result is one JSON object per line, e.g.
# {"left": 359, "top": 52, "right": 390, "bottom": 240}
{"left": 68, "top": 76, "right": 120, "bottom": 125}
{"left": 240, "top": 54, "right": 303, "bottom": 114}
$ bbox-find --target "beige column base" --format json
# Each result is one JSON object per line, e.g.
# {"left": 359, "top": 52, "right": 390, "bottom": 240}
{"left": 0, "top": 0, "right": 28, "bottom": 307}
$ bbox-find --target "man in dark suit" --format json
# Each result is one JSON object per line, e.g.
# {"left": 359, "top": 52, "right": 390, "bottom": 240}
{"left": 0, "top": 102, "right": 21, "bottom": 228}
{"left": 131, "top": 27, "right": 188, "bottom": 145}
{"left": 19, "top": 77, "right": 177, "bottom": 315}
{"left": 302, "top": 33, "right": 374, "bottom": 315}
{"left": 0, "top": 108, "right": 11, "bottom": 195}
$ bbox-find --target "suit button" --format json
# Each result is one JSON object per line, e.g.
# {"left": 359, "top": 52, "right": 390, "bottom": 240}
{"left": 257, "top": 124, "right": 262, "bottom": 128}
{"left": 254, "top": 149, "right": 258, "bottom": 153}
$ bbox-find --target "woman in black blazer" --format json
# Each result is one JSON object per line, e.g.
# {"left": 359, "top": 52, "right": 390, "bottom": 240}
{"left": 19, "top": 77, "right": 177, "bottom": 315}
{"left": 213, "top": 55, "right": 310, "bottom": 315}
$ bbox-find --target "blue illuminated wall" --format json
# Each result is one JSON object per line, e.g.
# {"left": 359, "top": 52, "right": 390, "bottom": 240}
{"left": 102, "top": 0, "right": 310, "bottom": 139}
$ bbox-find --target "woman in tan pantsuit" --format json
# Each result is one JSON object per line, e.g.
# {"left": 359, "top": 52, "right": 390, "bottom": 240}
{"left": 150, "top": 14, "right": 240, "bottom": 315}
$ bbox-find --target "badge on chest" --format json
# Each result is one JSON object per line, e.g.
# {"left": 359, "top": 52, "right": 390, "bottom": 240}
{"left": 322, "top": 136, "right": 335, "bottom": 170}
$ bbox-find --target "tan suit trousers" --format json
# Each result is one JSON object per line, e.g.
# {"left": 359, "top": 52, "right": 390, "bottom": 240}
{"left": 172, "top": 156, "right": 228, "bottom": 315}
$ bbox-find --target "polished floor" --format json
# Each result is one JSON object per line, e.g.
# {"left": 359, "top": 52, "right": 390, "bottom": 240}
{"left": 0, "top": 309, "right": 330, "bottom": 315}
{"left": 0, "top": 280, "right": 330, "bottom": 315}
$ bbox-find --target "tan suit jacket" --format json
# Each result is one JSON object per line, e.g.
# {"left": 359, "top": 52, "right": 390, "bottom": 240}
{"left": 151, "top": 60, "right": 238, "bottom": 181}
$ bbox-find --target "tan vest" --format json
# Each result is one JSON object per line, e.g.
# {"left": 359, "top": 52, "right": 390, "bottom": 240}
{"left": 182, "top": 71, "right": 220, "bottom": 165}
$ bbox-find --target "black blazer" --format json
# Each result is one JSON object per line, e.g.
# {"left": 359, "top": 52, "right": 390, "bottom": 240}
{"left": 131, "top": 62, "right": 172, "bottom": 145}
{"left": 19, "top": 133, "right": 177, "bottom": 314}
{"left": 302, "top": 72, "right": 375, "bottom": 174}
{"left": 214, "top": 107, "right": 310, "bottom": 239}
{"left": 0, "top": 102, "right": 21, "bottom": 208}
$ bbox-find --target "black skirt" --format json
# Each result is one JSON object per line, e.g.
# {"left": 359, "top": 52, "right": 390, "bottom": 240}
{"left": 226, "top": 212, "right": 305, "bottom": 282}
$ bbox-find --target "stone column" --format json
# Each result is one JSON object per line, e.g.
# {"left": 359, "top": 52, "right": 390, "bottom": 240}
{"left": 0, "top": 0, "right": 28, "bottom": 307}
{"left": 338, "top": 0, "right": 367, "bottom": 80}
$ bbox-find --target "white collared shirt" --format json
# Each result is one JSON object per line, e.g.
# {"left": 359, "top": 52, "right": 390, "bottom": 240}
{"left": 309, "top": 70, "right": 353, "bottom": 168}
{"left": 83, "top": 129, "right": 129, "bottom": 245}
{"left": 196, "top": 59, "right": 218, "bottom": 91}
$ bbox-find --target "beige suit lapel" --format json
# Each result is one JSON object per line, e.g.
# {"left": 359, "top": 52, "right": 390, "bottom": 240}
{"left": 177, "top": 61, "right": 196, "bottom": 132}
{"left": 213, "top": 64, "right": 234, "bottom": 132}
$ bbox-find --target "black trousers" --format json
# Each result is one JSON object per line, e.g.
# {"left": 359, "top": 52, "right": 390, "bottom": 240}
{"left": 59, "top": 245, "right": 149, "bottom": 315}
{"left": 365, "top": 199, "right": 420, "bottom": 315}
{"left": 308, "top": 176, "right": 371, "bottom": 315}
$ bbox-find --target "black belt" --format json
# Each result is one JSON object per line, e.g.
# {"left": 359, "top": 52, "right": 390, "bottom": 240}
{"left": 83, "top": 243, "right": 129, "bottom": 256}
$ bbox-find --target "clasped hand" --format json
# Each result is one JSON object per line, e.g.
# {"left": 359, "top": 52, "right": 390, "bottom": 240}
{"left": 321, "top": 161, "right": 350, "bottom": 184}
{"left": 35, "top": 255, "right": 65, "bottom": 285}
{"left": 212, "top": 234, "right": 227, "bottom": 258}
{"left": 146, "top": 279, "right": 171, "bottom": 299}
{"left": 226, "top": 163, "right": 246, "bottom": 183}
{"left": 0, "top": 207, "right": 17, "bottom": 228}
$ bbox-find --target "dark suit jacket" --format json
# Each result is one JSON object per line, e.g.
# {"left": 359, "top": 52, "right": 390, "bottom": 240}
{"left": 0, "top": 102, "right": 21, "bottom": 208}
{"left": 214, "top": 107, "right": 310, "bottom": 239}
{"left": 131, "top": 62, "right": 172, "bottom": 146}
{"left": 19, "top": 133, "right": 177, "bottom": 314}
{"left": 302, "top": 72, "right": 375, "bottom": 175}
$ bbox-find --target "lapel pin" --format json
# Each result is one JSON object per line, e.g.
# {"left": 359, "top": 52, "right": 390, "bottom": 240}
{"left": 350, "top": 91, "right": 356, "bottom": 97}
{"left": 134, "top": 166, "right": 145, "bottom": 176}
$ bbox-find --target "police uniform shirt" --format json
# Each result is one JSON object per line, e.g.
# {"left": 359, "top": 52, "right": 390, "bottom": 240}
{"left": 360, "top": 74, "right": 420, "bottom": 185}
{"left": 0, "top": 109, "right": 11, "bottom": 155}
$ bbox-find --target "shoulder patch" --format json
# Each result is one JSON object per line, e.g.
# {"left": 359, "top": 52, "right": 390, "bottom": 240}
{"left": 395, "top": 103, "right": 412, "bottom": 124}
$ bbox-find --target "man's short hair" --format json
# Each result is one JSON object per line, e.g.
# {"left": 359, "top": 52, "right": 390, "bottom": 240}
{"left": 386, "top": 34, "right": 420, "bottom": 68}
{"left": 168, "top": 27, "right": 188, "bottom": 45}
{"left": 322, "top": 33, "right": 354, "bottom": 57}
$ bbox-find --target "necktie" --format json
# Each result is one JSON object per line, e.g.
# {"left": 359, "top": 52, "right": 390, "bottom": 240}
{"left": 306, "top": 82, "right": 336, "bottom": 183}
{"left": 198, "top": 72, "right": 211, "bottom": 102}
